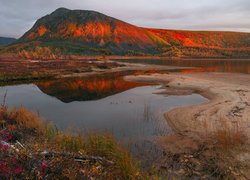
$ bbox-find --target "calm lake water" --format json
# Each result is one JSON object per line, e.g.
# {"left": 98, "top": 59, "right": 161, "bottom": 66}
{"left": 0, "top": 72, "right": 207, "bottom": 143}
{"left": 1, "top": 58, "right": 249, "bottom": 144}
{"left": 117, "top": 58, "right": 250, "bottom": 74}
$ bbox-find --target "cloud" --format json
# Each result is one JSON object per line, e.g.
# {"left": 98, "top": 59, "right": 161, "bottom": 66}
{"left": 0, "top": 0, "right": 249, "bottom": 38}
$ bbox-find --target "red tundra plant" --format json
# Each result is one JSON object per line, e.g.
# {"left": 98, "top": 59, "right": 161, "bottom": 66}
{"left": 0, "top": 128, "right": 25, "bottom": 178}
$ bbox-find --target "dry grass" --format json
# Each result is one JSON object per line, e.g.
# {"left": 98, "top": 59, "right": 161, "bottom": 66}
{"left": 153, "top": 117, "right": 249, "bottom": 179}
{"left": 83, "top": 134, "right": 140, "bottom": 179}
{"left": 207, "top": 118, "right": 248, "bottom": 151}
{"left": 9, "top": 107, "right": 43, "bottom": 131}
{"left": 47, "top": 131, "right": 140, "bottom": 178}
{"left": 212, "top": 129, "right": 247, "bottom": 150}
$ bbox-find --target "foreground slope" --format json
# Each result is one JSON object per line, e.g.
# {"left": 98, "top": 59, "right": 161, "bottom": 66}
{"left": 2, "top": 8, "right": 250, "bottom": 58}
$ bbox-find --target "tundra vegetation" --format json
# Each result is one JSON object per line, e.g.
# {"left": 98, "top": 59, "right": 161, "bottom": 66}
{"left": 0, "top": 104, "right": 249, "bottom": 179}
{"left": 0, "top": 105, "right": 143, "bottom": 179}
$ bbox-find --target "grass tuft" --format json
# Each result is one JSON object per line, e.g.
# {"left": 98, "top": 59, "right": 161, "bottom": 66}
{"left": 213, "top": 129, "right": 247, "bottom": 150}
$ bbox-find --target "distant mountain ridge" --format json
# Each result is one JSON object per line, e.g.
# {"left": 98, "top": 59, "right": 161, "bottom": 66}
{"left": 2, "top": 8, "right": 250, "bottom": 58}
{"left": 0, "top": 37, "right": 16, "bottom": 46}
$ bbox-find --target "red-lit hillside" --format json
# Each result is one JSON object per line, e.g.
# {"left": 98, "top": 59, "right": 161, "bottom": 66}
{"left": 2, "top": 8, "right": 250, "bottom": 58}
{"left": 146, "top": 29, "right": 250, "bottom": 57}
{"left": 14, "top": 8, "right": 167, "bottom": 56}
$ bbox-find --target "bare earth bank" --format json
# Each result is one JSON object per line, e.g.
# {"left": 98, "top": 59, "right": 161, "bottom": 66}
{"left": 125, "top": 72, "right": 250, "bottom": 178}
{"left": 125, "top": 72, "right": 250, "bottom": 138}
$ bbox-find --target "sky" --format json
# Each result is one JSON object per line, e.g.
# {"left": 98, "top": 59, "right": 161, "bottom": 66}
{"left": 0, "top": 0, "right": 250, "bottom": 38}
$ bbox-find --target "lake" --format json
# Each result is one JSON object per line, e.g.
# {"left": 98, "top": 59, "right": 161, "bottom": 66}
{"left": 0, "top": 72, "right": 207, "bottom": 144}
{"left": 1, "top": 58, "right": 250, "bottom": 144}
{"left": 116, "top": 58, "right": 250, "bottom": 74}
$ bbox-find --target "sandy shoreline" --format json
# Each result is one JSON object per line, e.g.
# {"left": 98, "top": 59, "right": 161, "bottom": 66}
{"left": 125, "top": 72, "right": 250, "bottom": 138}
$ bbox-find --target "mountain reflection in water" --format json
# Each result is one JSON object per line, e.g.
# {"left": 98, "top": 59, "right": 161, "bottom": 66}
{"left": 36, "top": 72, "right": 148, "bottom": 103}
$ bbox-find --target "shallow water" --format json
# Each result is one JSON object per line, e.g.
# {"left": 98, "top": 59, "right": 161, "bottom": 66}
{"left": 117, "top": 58, "right": 250, "bottom": 74}
{"left": 0, "top": 74, "right": 207, "bottom": 142}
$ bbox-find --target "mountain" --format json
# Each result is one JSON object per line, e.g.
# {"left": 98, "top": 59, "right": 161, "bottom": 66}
{"left": 2, "top": 8, "right": 250, "bottom": 58}
{"left": 0, "top": 37, "right": 16, "bottom": 46}
{"left": 13, "top": 8, "right": 167, "bottom": 56}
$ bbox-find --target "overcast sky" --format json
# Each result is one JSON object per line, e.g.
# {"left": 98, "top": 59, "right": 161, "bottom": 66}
{"left": 0, "top": 0, "right": 250, "bottom": 38}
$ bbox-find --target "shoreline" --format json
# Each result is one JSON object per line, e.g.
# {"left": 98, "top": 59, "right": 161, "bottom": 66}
{"left": 1, "top": 53, "right": 250, "bottom": 61}
{"left": 125, "top": 72, "right": 250, "bottom": 138}
{"left": 0, "top": 59, "right": 194, "bottom": 85}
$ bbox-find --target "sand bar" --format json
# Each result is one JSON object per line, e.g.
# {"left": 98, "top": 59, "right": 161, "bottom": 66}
{"left": 125, "top": 72, "right": 250, "bottom": 138}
